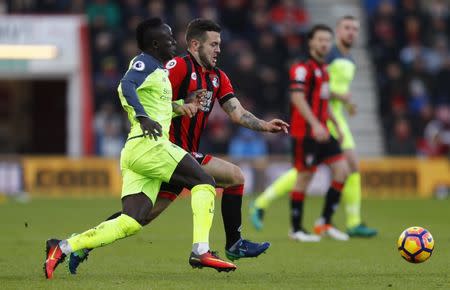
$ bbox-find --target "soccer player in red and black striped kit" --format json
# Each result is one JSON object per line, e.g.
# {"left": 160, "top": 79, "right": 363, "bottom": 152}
{"left": 288, "top": 24, "right": 350, "bottom": 241}
{"left": 156, "top": 18, "right": 288, "bottom": 260}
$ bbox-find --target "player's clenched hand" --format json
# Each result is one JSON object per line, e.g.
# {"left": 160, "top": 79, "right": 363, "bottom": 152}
{"left": 264, "top": 119, "right": 289, "bottom": 133}
{"left": 336, "top": 126, "right": 344, "bottom": 144}
{"left": 340, "top": 92, "right": 351, "bottom": 103}
{"left": 312, "top": 122, "right": 329, "bottom": 143}
{"left": 186, "top": 89, "right": 207, "bottom": 106}
{"left": 137, "top": 116, "right": 163, "bottom": 140}
{"left": 346, "top": 102, "right": 357, "bottom": 116}
{"left": 174, "top": 103, "right": 198, "bottom": 118}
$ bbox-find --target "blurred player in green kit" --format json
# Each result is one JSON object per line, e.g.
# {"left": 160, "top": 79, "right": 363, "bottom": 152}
{"left": 251, "top": 16, "right": 377, "bottom": 238}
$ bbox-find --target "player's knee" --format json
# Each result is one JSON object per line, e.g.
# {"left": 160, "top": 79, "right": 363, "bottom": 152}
{"left": 200, "top": 172, "right": 216, "bottom": 188}
{"left": 294, "top": 173, "right": 311, "bottom": 191}
{"left": 332, "top": 161, "right": 350, "bottom": 182}
{"left": 230, "top": 165, "right": 245, "bottom": 186}
{"left": 348, "top": 159, "right": 359, "bottom": 173}
{"left": 124, "top": 211, "right": 152, "bottom": 227}
{"left": 191, "top": 169, "right": 216, "bottom": 188}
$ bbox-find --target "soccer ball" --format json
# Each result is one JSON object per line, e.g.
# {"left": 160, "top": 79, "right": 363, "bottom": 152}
{"left": 397, "top": 226, "right": 434, "bottom": 263}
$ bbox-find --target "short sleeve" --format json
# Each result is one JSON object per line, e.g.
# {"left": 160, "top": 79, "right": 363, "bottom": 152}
{"left": 217, "top": 70, "right": 235, "bottom": 106}
{"left": 289, "top": 63, "right": 309, "bottom": 91}
{"left": 122, "top": 56, "right": 156, "bottom": 88}
{"left": 165, "top": 57, "right": 187, "bottom": 92}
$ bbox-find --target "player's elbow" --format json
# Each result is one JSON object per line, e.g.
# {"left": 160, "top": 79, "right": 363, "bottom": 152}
{"left": 120, "top": 79, "right": 137, "bottom": 97}
{"left": 290, "top": 91, "right": 304, "bottom": 103}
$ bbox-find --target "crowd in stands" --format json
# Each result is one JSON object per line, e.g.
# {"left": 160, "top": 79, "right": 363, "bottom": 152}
{"left": 4, "top": 0, "right": 449, "bottom": 157}
{"left": 365, "top": 0, "right": 449, "bottom": 156}
{"left": 5, "top": 0, "right": 307, "bottom": 157}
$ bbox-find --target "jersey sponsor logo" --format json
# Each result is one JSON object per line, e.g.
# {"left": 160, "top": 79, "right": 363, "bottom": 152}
{"left": 295, "top": 66, "right": 307, "bottom": 81}
{"left": 212, "top": 76, "right": 219, "bottom": 88}
{"left": 191, "top": 72, "right": 197, "bottom": 80}
{"left": 201, "top": 91, "right": 213, "bottom": 112}
{"left": 132, "top": 60, "right": 145, "bottom": 71}
{"left": 165, "top": 59, "right": 177, "bottom": 69}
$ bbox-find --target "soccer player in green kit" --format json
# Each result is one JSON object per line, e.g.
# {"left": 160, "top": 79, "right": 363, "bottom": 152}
{"left": 251, "top": 16, "right": 377, "bottom": 238}
{"left": 44, "top": 18, "right": 236, "bottom": 279}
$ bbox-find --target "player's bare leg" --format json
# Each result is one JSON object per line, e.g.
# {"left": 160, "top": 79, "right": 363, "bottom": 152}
{"left": 342, "top": 149, "right": 377, "bottom": 237}
{"left": 289, "top": 171, "right": 321, "bottom": 242}
{"left": 314, "top": 159, "right": 350, "bottom": 240}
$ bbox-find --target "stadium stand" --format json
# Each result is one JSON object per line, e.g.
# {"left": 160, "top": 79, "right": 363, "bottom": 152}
{"left": 365, "top": 0, "right": 449, "bottom": 156}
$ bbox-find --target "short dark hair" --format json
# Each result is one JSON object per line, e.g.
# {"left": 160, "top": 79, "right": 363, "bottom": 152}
{"left": 337, "top": 15, "right": 358, "bottom": 25}
{"left": 136, "top": 17, "right": 164, "bottom": 51}
{"left": 186, "top": 18, "right": 221, "bottom": 43}
{"left": 307, "top": 24, "right": 333, "bottom": 40}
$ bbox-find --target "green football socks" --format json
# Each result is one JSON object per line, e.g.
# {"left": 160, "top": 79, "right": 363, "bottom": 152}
{"left": 191, "top": 184, "right": 216, "bottom": 250}
{"left": 342, "top": 172, "right": 362, "bottom": 228}
{"left": 66, "top": 214, "right": 142, "bottom": 253}
{"left": 255, "top": 168, "right": 297, "bottom": 209}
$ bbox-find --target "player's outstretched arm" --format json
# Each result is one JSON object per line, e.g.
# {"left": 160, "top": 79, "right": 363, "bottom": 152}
{"left": 221, "top": 97, "right": 288, "bottom": 133}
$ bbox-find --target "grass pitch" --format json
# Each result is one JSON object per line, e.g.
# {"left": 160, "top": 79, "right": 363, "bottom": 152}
{"left": 0, "top": 196, "right": 449, "bottom": 289}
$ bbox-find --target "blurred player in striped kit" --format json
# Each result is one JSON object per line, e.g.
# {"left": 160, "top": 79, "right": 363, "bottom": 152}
{"left": 251, "top": 16, "right": 377, "bottom": 239}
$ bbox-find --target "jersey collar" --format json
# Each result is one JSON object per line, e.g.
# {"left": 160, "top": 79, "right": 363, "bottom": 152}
{"left": 141, "top": 52, "right": 164, "bottom": 69}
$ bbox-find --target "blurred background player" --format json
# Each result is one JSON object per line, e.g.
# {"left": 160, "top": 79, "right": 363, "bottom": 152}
{"left": 44, "top": 18, "right": 236, "bottom": 279}
{"left": 326, "top": 16, "right": 377, "bottom": 237}
{"left": 67, "top": 18, "right": 289, "bottom": 274}
{"left": 254, "top": 24, "right": 350, "bottom": 242}
{"left": 250, "top": 16, "right": 377, "bottom": 238}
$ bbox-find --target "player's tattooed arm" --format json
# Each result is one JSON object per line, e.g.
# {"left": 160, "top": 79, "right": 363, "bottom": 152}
{"left": 222, "top": 97, "right": 288, "bottom": 133}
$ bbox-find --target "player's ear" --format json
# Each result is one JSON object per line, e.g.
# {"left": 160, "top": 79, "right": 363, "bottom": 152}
{"left": 152, "top": 40, "right": 159, "bottom": 49}
{"left": 191, "top": 39, "right": 200, "bottom": 51}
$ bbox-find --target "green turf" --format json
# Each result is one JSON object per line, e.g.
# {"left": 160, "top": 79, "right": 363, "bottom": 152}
{"left": 0, "top": 196, "right": 449, "bottom": 289}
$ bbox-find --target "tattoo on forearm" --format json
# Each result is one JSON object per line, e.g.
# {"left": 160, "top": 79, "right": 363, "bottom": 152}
{"left": 222, "top": 101, "right": 237, "bottom": 114}
{"left": 240, "top": 111, "right": 265, "bottom": 131}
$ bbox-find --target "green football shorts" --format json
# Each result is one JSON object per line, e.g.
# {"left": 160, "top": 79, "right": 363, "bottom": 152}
{"left": 327, "top": 109, "right": 355, "bottom": 151}
{"left": 120, "top": 136, "right": 187, "bottom": 203}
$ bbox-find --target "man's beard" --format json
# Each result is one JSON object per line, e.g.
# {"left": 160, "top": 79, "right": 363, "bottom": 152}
{"left": 199, "top": 46, "right": 213, "bottom": 70}
{"left": 341, "top": 39, "right": 353, "bottom": 49}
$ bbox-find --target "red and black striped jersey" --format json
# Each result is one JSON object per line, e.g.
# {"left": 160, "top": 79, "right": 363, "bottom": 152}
{"left": 165, "top": 52, "right": 234, "bottom": 152}
{"left": 289, "top": 57, "right": 330, "bottom": 138}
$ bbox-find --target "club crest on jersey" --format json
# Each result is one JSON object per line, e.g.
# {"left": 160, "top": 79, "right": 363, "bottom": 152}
{"left": 212, "top": 76, "right": 219, "bottom": 88}
{"left": 132, "top": 61, "right": 145, "bottom": 71}
{"left": 295, "top": 66, "right": 307, "bottom": 81}
{"left": 165, "top": 59, "right": 176, "bottom": 69}
{"left": 191, "top": 72, "right": 197, "bottom": 80}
